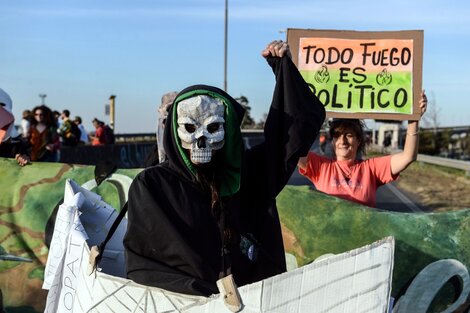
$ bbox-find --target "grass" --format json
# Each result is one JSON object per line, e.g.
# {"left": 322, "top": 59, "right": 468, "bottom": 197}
{"left": 413, "top": 160, "right": 469, "bottom": 178}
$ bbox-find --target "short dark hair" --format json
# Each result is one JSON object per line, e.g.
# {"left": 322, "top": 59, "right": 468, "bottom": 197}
{"left": 62, "top": 110, "right": 70, "bottom": 117}
{"left": 92, "top": 118, "right": 104, "bottom": 126}
{"left": 329, "top": 119, "right": 366, "bottom": 155}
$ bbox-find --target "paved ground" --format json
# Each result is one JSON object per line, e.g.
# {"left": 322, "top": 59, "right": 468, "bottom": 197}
{"left": 375, "top": 183, "right": 424, "bottom": 212}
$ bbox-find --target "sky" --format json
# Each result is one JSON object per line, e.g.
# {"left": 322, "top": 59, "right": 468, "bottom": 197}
{"left": 1, "top": 0, "right": 470, "bottom": 134}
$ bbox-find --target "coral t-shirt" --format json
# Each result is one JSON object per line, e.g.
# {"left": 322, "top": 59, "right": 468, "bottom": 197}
{"left": 299, "top": 152, "right": 398, "bottom": 207}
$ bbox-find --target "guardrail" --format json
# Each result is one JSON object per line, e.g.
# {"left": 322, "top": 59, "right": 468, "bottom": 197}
{"left": 417, "top": 154, "right": 470, "bottom": 175}
{"left": 369, "top": 145, "right": 470, "bottom": 175}
{"left": 115, "top": 133, "right": 156, "bottom": 143}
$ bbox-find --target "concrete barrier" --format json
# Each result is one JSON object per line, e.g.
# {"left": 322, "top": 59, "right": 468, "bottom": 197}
{"left": 59, "top": 143, "right": 155, "bottom": 168}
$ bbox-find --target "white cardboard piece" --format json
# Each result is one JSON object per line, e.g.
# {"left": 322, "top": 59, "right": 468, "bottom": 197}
{"left": 43, "top": 179, "right": 128, "bottom": 313}
{"left": 72, "top": 237, "right": 394, "bottom": 313}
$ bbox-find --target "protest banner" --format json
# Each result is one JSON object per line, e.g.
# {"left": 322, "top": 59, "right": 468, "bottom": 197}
{"left": 287, "top": 29, "right": 423, "bottom": 121}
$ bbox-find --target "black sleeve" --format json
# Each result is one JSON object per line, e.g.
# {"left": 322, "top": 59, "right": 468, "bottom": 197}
{"left": 143, "top": 144, "right": 159, "bottom": 167}
{"left": 246, "top": 56, "right": 326, "bottom": 198}
{"left": 0, "top": 137, "right": 30, "bottom": 159}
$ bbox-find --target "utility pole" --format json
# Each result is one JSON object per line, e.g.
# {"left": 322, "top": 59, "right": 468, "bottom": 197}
{"left": 109, "top": 95, "right": 116, "bottom": 130}
{"left": 38, "top": 94, "right": 47, "bottom": 105}
{"left": 224, "top": 0, "right": 228, "bottom": 92}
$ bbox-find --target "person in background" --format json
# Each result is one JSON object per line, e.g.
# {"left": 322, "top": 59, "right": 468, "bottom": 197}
{"left": 20, "top": 110, "right": 34, "bottom": 140}
{"left": 156, "top": 91, "right": 178, "bottom": 162}
{"left": 144, "top": 91, "right": 178, "bottom": 167}
{"left": 0, "top": 88, "right": 30, "bottom": 166}
{"left": 382, "top": 131, "right": 393, "bottom": 153}
{"left": 297, "top": 90, "right": 428, "bottom": 208}
{"left": 29, "top": 105, "right": 60, "bottom": 162}
{"left": 90, "top": 118, "right": 105, "bottom": 145}
{"left": 53, "top": 110, "right": 61, "bottom": 128}
{"left": 58, "top": 109, "right": 81, "bottom": 146}
{"left": 73, "top": 116, "right": 89, "bottom": 145}
{"left": 124, "top": 40, "right": 326, "bottom": 296}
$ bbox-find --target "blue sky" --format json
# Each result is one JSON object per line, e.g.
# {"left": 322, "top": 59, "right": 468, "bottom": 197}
{"left": 1, "top": 0, "right": 469, "bottom": 133}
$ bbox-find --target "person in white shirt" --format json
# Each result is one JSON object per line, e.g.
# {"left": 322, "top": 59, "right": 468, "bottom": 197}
{"left": 20, "top": 110, "right": 33, "bottom": 139}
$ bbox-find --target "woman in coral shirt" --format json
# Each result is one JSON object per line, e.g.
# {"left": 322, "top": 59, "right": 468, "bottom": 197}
{"left": 298, "top": 91, "right": 427, "bottom": 207}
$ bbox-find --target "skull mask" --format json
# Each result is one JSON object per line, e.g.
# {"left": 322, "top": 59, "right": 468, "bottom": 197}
{"left": 177, "top": 95, "right": 225, "bottom": 164}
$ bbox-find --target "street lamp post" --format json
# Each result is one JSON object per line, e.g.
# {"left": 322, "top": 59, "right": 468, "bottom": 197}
{"left": 224, "top": 0, "right": 228, "bottom": 92}
{"left": 38, "top": 94, "right": 47, "bottom": 105}
{"left": 109, "top": 95, "right": 116, "bottom": 130}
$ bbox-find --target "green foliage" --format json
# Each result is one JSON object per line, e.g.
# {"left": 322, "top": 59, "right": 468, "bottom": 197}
{"left": 463, "top": 132, "right": 470, "bottom": 156}
{"left": 234, "top": 95, "right": 268, "bottom": 129}
{"left": 419, "top": 129, "right": 451, "bottom": 155}
{"left": 235, "top": 96, "right": 256, "bottom": 129}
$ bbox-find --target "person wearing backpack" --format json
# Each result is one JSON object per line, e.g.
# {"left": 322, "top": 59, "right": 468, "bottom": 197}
{"left": 58, "top": 109, "right": 81, "bottom": 146}
{"left": 103, "top": 124, "right": 115, "bottom": 144}
{"left": 90, "top": 118, "right": 114, "bottom": 145}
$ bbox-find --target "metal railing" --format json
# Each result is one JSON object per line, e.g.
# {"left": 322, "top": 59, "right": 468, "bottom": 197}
{"left": 417, "top": 154, "right": 470, "bottom": 175}
{"left": 368, "top": 144, "right": 470, "bottom": 175}
{"left": 115, "top": 133, "right": 156, "bottom": 143}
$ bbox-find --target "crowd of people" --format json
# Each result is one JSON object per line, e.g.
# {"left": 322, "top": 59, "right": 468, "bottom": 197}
{"left": 2, "top": 39, "right": 428, "bottom": 298}
{"left": 0, "top": 90, "right": 115, "bottom": 165}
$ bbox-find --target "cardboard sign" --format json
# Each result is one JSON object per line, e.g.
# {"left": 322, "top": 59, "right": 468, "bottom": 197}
{"left": 43, "top": 179, "right": 128, "bottom": 313}
{"left": 287, "top": 29, "right": 423, "bottom": 121}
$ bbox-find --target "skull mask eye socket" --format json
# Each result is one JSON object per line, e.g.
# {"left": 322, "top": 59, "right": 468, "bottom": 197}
{"left": 207, "top": 123, "right": 220, "bottom": 134}
{"left": 185, "top": 124, "right": 196, "bottom": 133}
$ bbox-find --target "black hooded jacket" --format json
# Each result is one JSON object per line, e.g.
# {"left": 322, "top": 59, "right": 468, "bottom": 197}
{"left": 0, "top": 136, "right": 30, "bottom": 159}
{"left": 123, "top": 55, "right": 326, "bottom": 296}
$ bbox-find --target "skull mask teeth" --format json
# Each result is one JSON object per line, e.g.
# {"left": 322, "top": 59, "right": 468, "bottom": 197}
{"left": 177, "top": 95, "right": 225, "bottom": 164}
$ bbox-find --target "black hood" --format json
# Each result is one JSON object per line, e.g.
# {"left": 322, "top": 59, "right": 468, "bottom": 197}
{"left": 163, "top": 85, "right": 245, "bottom": 197}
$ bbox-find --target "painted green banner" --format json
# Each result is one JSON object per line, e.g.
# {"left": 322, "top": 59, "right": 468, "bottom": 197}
{"left": 0, "top": 158, "right": 468, "bottom": 312}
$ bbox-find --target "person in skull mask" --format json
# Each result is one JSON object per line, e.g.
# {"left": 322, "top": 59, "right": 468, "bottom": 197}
{"left": 0, "top": 88, "right": 30, "bottom": 166}
{"left": 124, "top": 40, "right": 326, "bottom": 296}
